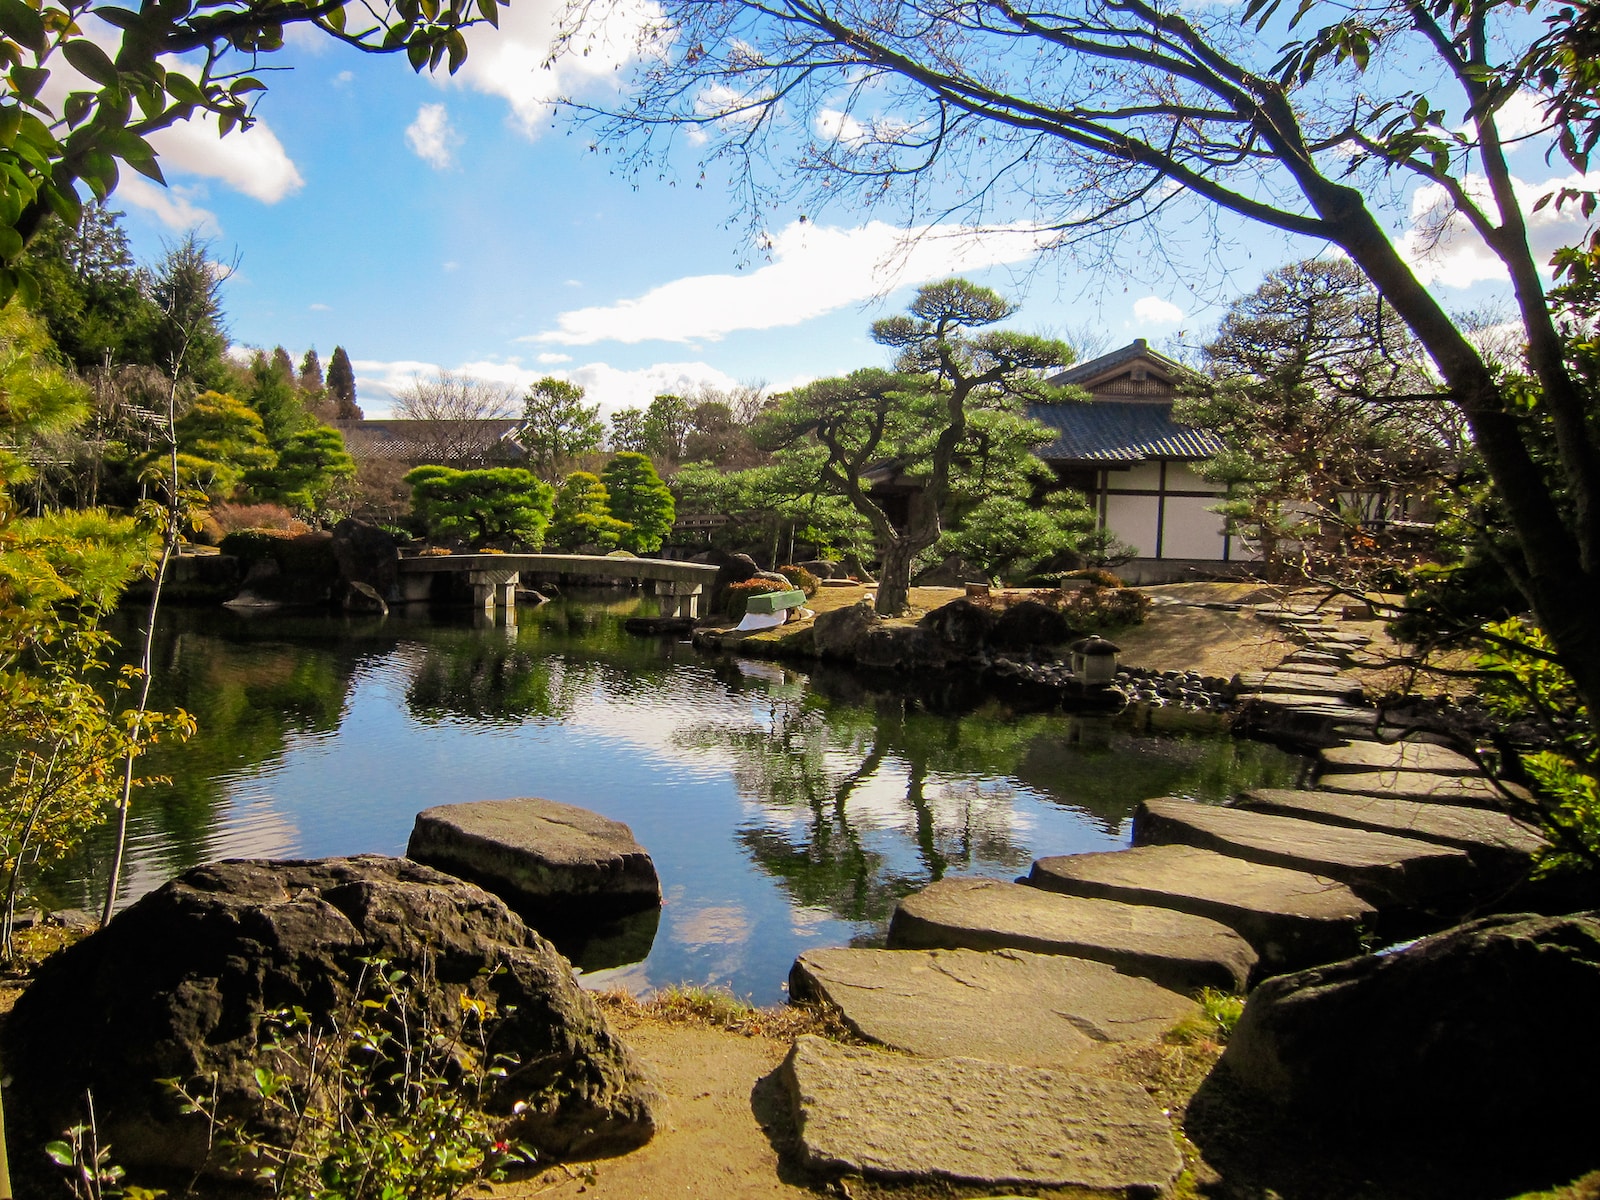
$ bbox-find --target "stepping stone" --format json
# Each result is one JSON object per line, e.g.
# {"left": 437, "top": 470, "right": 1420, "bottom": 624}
{"left": 782, "top": 1035, "right": 1183, "bottom": 1192}
{"left": 1284, "top": 651, "right": 1341, "bottom": 665}
{"left": 887, "top": 877, "right": 1256, "bottom": 993}
{"left": 1028, "top": 845, "right": 1373, "bottom": 972}
{"left": 1320, "top": 741, "right": 1479, "bottom": 775}
{"left": 1239, "top": 692, "right": 1362, "bottom": 710}
{"left": 790, "top": 947, "right": 1194, "bottom": 1065}
{"left": 1235, "top": 671, "right": 1363, "bottom": 698}
{"left": 1235, "top": 789, "right": 1546, "bottom": 872}
{"left": 1314, "top": 771, "right": 1521, "bottom": 808}
{"left": 1133, "top": 797, "right": 1477, "bottom": 908}
{"left": 1275, "top": 660, "right": 1342, "bottom": 676}
{"left": 407, "top": 798, "right": 660, "bottom": 920}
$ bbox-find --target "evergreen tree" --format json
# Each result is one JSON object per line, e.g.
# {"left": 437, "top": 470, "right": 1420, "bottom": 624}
{"left": 403, "top": 466, "right": 553, "bottom": 547}
{"left": 327, "top": 346, "right": 361, "bottom": 420}
{"left": 148, "top": 233, "right": 231, "bottom": 390}
{"left": 298, "top": 348, "right": 324, "bottom": 392}
{"left": 270, "top": 346, "right": 296, "bottom": 384}
{"left": 550, "top": 471, "right": 630, "bottom": 551}
{"left": 249, "top": 425, "right": 357, "bottom": 518}
{"left": 600, "top": 452, "right": 675, "bottom": 553}
{"left": 247, "top": 351, "right": 312, "bottom": 447}
{"left": 142, "top": 390, "right": 276, "bottom": 499}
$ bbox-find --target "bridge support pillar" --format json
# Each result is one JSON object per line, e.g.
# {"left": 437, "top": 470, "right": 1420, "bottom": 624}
{"left": 468, "top": 569, "right": 521, "bottom": 613}
{"left": 656, "top": 580, "right": 701, "bottom": 619}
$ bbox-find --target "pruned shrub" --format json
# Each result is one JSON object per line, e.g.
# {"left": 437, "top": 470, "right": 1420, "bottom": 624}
{"left": 210, "top": 502, "right": 308, "bottom": 536}
{"left": 778, "top": 564, "right": 820, "bottom": 597}
{"left": 218, "top": 527, "right": 299, "bottom": 565}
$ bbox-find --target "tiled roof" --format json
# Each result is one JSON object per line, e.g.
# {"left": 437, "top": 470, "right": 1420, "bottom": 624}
{"left": 1028, "top": 400, "right": 1224, "bottom": 463}
{"left": 1050, "top": 338, "right": 1192, "bottom": 389}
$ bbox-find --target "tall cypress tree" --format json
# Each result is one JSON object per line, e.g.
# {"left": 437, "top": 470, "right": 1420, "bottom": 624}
{"left": 327, "top": 346, "right": 361, "bottom": 420}
{"left": 298, "top": 348, "right": 324, "bottom": 392}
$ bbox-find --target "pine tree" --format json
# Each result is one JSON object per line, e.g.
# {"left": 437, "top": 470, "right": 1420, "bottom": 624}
{"left": 298, "top": 348, "right": 324, "bottom": 392}
{"left": 600, "top": 453, "right": 675, "bottom": 553}
{"left": 327, "top": 346, "right": 361, "bottom": 420}
{"left": 270, "top": 345, "right": 296, "bottom": 382}
{"left": 550, "top": 471, "right": 630, "bottom": 551}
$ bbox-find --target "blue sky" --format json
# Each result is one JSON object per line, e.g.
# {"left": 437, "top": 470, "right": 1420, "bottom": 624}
{"left": 71, "top": 6, "right": 1598, "bottom": 419}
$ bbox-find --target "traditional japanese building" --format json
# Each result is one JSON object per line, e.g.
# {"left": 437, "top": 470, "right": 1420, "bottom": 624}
{"left": 1030, "top": 338, "right": 1256, "bottom": 582}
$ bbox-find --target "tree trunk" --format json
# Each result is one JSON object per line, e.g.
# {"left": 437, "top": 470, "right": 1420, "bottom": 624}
{"left": 875, "top": 537, "right": 918, "bottom": 616}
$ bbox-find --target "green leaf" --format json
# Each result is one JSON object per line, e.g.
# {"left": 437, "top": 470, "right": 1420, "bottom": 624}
{"left": 0, "top": 0, "right": 46, "bottom": 54}
{"left": 476, "top": 0, "right": 499, "bottom": 27}
{"left": 93, "top": 7, "right": 143, "bottom": 29}
{"left": 64, "top": 90, "right": 93, "bottom": 127}
{"left": 406, "top": 38, "right": 428, "bottom": 69}
{"left": 62, "top": 39, "right": 120, "bottom": 88}
{"left": 10, "top": 64, "right": 49, "bottom": 99}
{"left": 45, "top": 1141, "right": 77, "bottom": 1167}
{"left": 164, "top": 72, "right": 201, "bottom": 104}
{"left": 0, "top": 223, "right": 22, "bottom": 259}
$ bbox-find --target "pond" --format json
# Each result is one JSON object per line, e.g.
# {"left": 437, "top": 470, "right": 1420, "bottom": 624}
{"left": 39, "top": 594, "right": 1304, "bottom": 1004}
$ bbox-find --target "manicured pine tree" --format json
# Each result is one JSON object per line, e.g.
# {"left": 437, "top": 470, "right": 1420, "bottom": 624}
{"left": 600, "top": 452, "right": 675, "bottom": 553}
{"left": 550, "top": 471, "right": 630, "bottom": 551}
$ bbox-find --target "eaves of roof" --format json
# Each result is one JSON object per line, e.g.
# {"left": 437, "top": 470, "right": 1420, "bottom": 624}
{"left": 1027, "top": 400, "right": 1224, "bottom": 463}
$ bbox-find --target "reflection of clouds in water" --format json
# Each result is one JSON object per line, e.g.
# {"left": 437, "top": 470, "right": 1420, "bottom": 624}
{"left": 790, "top": 906, "right": 834, "bottom": 936}
{"left": 577, "top": 961, "right": 654, "bottom": 996}
{"left": 116, "top": 795, "right": 301, "bottom": 911}
{"left": 671, "top": 904, "right": 751, "bottom": 947}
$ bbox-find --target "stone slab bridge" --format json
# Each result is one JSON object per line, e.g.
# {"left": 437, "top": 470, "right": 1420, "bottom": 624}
{"left": 397, "top": 554, "right": 720, "bottom": 617}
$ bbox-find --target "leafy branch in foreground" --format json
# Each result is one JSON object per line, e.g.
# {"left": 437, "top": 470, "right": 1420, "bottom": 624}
{"left": 168, "top": 959, "right": 536, "bottom": 1200}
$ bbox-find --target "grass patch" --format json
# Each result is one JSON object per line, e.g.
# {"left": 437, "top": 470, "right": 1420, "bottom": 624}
{"left": 594, "top": 984, "right": 849, "bottom": 1041}
{"left": 1166, "top": 987, "right": 1244, "bottom": 1049}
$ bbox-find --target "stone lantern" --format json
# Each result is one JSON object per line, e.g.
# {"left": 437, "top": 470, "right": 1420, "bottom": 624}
{"left": 1069, "top": 635, "right": 1121, "bottom": 686}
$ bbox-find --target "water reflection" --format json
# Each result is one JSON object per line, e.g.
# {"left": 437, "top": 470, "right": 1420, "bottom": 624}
{"left": 39, "top": 596, "right": 1303, "bottom": 1003}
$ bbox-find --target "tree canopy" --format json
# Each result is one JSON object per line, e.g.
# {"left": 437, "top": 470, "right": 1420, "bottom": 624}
{"left": 600, "top": 452, "right": 675, "bottom": 553}
{"left": 404, "top": 465, "right": 554, "bottom": 548}
{"left": 519, "top": 377, "right": 604, "bottom": 480}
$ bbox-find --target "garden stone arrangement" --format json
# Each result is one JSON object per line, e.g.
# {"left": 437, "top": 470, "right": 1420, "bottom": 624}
{"left": 775, "top": 600, "right": 1581, "bottom": 1194}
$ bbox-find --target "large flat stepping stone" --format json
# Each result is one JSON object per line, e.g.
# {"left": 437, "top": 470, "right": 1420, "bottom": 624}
{"left": 1314, "top": 770, "right": 1521, "bottom": 807}
{"left": 408, "top": 798, "right": 660, "bottom": 919}
{"left": 1133, "top": 797, "right": 1476, "bottom": 908}
{"left": 782, "top": 1035, "right": 1182, "bottom": 1192}
{"left": 1320, "top": 740, "right": 1479, "bottom": 774}
{"left": 1234, "top": 671, "right": 1363, "bottom": 698}
{"left": 790, "top": 947, "right": 1194, "bottom": 1065}
{"left": 1028, "top": 845, "right": 1373, "bottom": 972}
{"left": 887, "top": 876, "right": 1256, "bottom": 993}
{"left": 1240, "top": 692, "right": 1362, "bottom": 710}
{"left": 1234, "top": 789, "right": 1546, "bottom": 872}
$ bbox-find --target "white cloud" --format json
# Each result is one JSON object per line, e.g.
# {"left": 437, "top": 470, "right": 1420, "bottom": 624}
{"left": 406, "top": 103, "right": 461, "bottom": 169}
{"left": 1132, "top": 296, "right": 1185, "bottom": 326}
{"left": 146, "top": 111, "right": 304, "bottom": 203}
{"left": 335, "top": 70, "right": 355, "bottom": 86}
{"left": 1456, "top": 89, "right": 1554, "bottom": 141}
{"left": 310, "top": 302, "right": 331, "bottom": 311}
{"left": 351, "top": 356, "right": 742, "bottom": 420}
{"left": 814, "top": 107, "right": 912, "bottom": 148}
{"left": 529, "top": 219, "right": 1054, "bottom": 346}
{"left": 448, "top": 0, "right": 664, "bottom": 137}
{"left": 115, "top": 176, "right": 220, "bottom": 233}
{"left": 443, "top": 260, "right": 461, "bottom": 272}
{"left": 1400, "top": 169, "right": 1600, "bottom": 287}
{"left": 537, "top": 352, "right": 573, "bottom": 364}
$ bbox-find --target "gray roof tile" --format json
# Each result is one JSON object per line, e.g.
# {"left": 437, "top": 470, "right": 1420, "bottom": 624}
{"left": 1028, "top": 401, "right": 1224, "bottom": 463}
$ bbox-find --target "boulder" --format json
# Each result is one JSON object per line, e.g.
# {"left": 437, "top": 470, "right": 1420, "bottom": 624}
{"left": 330, "top": 518, "right": 399, "bottom": 602}
{"left": 406, "top": 798, "right": 661, "bottom": 922}
{"left": 1217, "top": 912, "right": 1600, "bottom": 1190}
{"left": 990, "top": 599, "right": 1074, "bottom": 650}
{"left": 2, "top": 856, "right": 660, "bottom": 1172}
{"left": 812, "top": 600, "right": 883, "bottom": 660}
{"left": 797, "top": 558, "right": 842, "bottom": 579}
{"left": 918, "top": 597, "right": 998, "bottom": 656}
{"left": 782, "top": 1036, "right": 1182, "bottom": 1192}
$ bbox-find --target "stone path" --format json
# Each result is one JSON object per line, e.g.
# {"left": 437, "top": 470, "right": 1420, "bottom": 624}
{"left": 776, "top": 599, "right": 1550, "bottom": 1191}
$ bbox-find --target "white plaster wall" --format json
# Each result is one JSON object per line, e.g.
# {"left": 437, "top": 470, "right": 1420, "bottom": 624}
{"left": 1164, "top": 462, "right": 1225, "bottom": 494}
{"left": 1162, "top": 497, "right": 1228, "bottom": 559}
{"left": 1105, "top": 493, "right": 1160, "bottom": 557}
{"left": 1116, "top": 461, "right": 1165, "bottom": 490}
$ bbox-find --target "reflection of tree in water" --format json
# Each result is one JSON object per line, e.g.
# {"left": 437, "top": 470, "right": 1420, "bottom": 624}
{"left": 406, "top": 640, "right": 593, "bottom": 723}
{"left": 679, "top": 685, "right": 1052, "bottom": 927}
{"left": 686, "top": 663, "right": 1305, "bottom": 929}
{"left": 36, "top": 608, "right": 365, "bottom": 907}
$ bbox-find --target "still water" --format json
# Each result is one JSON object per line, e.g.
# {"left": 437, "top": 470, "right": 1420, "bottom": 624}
{"left": 42, "top": 594, "right": 1302, "bottom": 1004}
